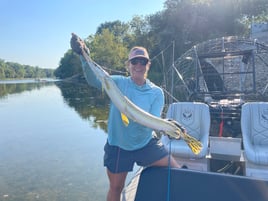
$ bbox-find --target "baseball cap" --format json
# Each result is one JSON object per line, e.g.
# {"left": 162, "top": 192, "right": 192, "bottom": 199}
{"left": 128, "top": 46, "right": 150, "bottom": 61}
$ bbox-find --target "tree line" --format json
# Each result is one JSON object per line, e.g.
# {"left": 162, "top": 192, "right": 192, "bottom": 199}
{"left": 38, "top": 1, "right": 268, "bottom": 84}
{"left": 2, "top": 1, "right": 266, "bottom": 82}
{"left": 0, "top": 59, "right": 54, "bottom": 79}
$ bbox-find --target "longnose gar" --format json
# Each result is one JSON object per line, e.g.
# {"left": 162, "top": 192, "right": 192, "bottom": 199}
{"left": 72, "top": 33, "right": 202, "bottom": 155}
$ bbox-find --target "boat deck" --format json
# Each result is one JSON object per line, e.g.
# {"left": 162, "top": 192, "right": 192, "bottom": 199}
{"left": 121, "top": 136, "right": 268, "bottom": 201}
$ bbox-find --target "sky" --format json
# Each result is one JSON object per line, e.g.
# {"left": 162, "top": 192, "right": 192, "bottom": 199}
{"left": 0, "top": 0, "right": 166, "bottom": 69}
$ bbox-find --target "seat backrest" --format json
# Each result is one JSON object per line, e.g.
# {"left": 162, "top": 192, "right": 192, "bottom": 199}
{"left": 241, "top": 102, "right": 268, "bottom": 145}
{"left": 166, "top": 102, "right": 210, "bottom": 140}
{"left": 163, "top": 102, "right": 210, "bottom": 158}
{"left": 241, "top": 102, "right": 268, "bottom": 165}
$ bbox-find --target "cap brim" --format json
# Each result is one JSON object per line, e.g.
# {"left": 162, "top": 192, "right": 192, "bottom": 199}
{"left": 128, "top": 55, "right": 149, "bottom": 61}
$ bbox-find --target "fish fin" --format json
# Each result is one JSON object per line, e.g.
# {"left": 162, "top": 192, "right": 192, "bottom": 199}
{"left": 121, "top": 113, "right": 129, "bottom": 126}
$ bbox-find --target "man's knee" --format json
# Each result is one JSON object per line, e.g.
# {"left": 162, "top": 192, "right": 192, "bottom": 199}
{"left": 109, "top": 182, "right": 124, "bottom": 193}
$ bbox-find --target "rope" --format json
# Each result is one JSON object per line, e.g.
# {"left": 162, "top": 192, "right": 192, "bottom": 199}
{"left": 218, "top": 107, "right": 224, "bottom": 137}
{"left": 162, "top": 87, "right": 179, "bottom": 102}
{"left": 102, "top": 66, "right": 128, "bottom": 75}
{"left": 166, "top": 140, "right": 172, "bottom": 201}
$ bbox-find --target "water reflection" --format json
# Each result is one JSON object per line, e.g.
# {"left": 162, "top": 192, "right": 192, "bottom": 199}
{"left": 0, "top": 81, "right": 110, "bottom": 201}
{"left": 55, "top": 82, "right": 109, "bottom": 132}
{"left": 0, "top": 82, "right": 55, "bottom": 100}
{"left": 0, "top": 80, "right": 110, "bottom": 132}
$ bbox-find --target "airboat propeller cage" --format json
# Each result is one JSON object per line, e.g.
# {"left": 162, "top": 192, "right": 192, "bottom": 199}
{"left": 164, "top": 36, "right": 268, "bottom": 103}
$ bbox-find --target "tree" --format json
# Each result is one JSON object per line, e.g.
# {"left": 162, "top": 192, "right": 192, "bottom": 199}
{"left": 54, "top": 50, "right": 82, "bottom": 79}
{"left": 89, "top": 29, "right": 128, "bottom": 71}
{"left": 128, "top": 15, "right": 155, "bottom": 48}
{"left": 3, "top": 66, "right": 15, "bottom": 78}
{"left": 96, "top": 20, "right": 130, "bottom": 43}
{"left": 24, "top": 65, "right": 35, "bottom": 78}
{"left": 0, "top": 59, "right": 6, "bottom": 79}
{"left": 54, "top": 0, "right": 268, "bottom": 84}
{"left": 148, "top": 0, "right": 268, "bottom": 61}
{"left": 0, "top": 59, "right": 54, "bottom": 79}
{"left": 11, "top": 62, "right": 25, "bottom": 78}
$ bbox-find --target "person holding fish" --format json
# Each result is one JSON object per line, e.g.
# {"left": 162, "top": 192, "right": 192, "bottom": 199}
{"left": 70, "top": 34, "right": 183, "bottom": 201}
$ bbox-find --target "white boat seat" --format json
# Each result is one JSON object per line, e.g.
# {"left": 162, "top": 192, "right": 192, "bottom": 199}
{"left": 241, "top": 102, "right": 268, "bottom": 165}
{"left": 161, "top": 102, "right": 210, "bottom": 158}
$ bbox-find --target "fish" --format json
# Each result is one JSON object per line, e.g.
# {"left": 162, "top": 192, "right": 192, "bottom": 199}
{"left": 72, "top": 33, "right": 203, "bottom": 155}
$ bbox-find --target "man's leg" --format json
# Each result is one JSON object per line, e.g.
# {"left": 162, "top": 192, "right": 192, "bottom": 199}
{"left": 150, "top": 155, "right": 181, "bottom": 168}
{"left": 106, "top": 169, "right": 128, "bottom": 201}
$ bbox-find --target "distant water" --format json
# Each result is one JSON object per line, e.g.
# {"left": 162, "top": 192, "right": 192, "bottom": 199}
{"left": 0, "top": 78, "right": 59, "bottom": 84}
{"left": 0, "top": 81, "right": 109, "bottom": 201}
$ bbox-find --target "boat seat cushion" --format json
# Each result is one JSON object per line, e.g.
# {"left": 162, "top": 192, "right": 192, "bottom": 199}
{"left": 161, "top": 102, "right": 210, "bottom": 158}
{"left": 241, "top": 102, "right": 268, "bottom": 165}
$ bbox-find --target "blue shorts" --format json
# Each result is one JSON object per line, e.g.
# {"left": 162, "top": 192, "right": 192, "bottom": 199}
{"left": 104, "top": 137, "right": 168, "bottom": 173}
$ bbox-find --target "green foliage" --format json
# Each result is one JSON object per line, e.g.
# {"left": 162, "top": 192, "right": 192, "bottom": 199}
{"left": 55, "top": 0, "right": 268, "bottom": 84}
{"left": 89, "top": 29, "right": 128, "bottom": 71}
{"left": 96, "top": 20, "right": 130, "bottom": 43}
{"left": 54, "top": 50, "right": 82, "bottom": 79}
{"left": 0, "top": 59, "right": 54, "bottom": 79}
{"left": 0, "top": 81, "right": 55, "bottom": 99}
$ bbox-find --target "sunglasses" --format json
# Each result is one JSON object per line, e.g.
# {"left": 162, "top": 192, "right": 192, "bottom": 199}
{"left": 130, "top": 58, "right": 149, "bottom": 66}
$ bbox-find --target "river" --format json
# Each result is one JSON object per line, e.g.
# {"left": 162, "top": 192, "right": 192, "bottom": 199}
{"left": 0, "top": 80, "right": 135, "bottom": 201}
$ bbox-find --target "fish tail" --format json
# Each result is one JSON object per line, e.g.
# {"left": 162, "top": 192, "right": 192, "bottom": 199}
{"left": 169, "top": 120, "right": 203, "bottom": 154}
{"left": 181, "top": 131, "right": 203, "bottom": 155}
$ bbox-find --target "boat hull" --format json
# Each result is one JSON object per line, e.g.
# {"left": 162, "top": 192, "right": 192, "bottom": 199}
{"left": 126, "top": 167, "right": 268, "bottom": 201}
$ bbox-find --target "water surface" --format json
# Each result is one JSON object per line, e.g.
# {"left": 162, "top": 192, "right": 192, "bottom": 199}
{"left": 0, "top": 81, "right": 110, "bottom": 201}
